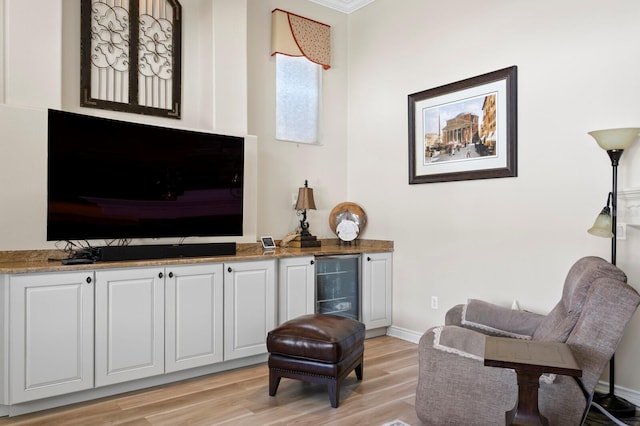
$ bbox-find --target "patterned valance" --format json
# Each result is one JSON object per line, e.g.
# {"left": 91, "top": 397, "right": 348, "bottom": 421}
{"left": 271, "top": 9, "right": 331, "bottom": 70}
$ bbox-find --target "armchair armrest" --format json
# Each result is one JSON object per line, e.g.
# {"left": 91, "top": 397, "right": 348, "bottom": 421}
{"left": 445, "top": 304, "right": 465, "bottom": 326}
{"left": 431, "top": 325, "right": 486, "bottom": 360}
{"left": 457, "top": 299, "right": 545, "bottom": 339}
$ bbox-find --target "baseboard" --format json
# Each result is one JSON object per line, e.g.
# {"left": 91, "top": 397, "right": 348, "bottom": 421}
{"left": 387, "top": 325, "right": 640, "bottom": 408}
{"left": 386, "top": 325, "right": 422, "bottom": 344}
{"left": 595, "top": 382, "right": 640, "bottom": 408}
{"left": 1, "top": 353, "right": 268, "bottom": 417}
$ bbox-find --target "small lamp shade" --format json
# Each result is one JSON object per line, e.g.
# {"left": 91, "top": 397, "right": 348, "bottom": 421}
{"left": 588, "top": 207, "right": 614, "bottom": 238}
{"left": 588, "top": 128, "right": 640, "bottom": 151}
{"left": 292, "top": 180, "right": 321, "bottom": 247}
{"left": 295, "top": 184, "right": 316, "bottom": 210}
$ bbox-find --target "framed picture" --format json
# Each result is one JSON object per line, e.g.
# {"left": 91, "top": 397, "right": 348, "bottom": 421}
{"left": 408, "top": 66, "right": 517, "bottom": 184}
{"left": 261, "top": 236, "right": 276, "bottom": 249}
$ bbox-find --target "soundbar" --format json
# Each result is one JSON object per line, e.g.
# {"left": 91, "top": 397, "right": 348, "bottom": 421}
{"left": 96, "top": 242, "right": 237, "bottom": 262}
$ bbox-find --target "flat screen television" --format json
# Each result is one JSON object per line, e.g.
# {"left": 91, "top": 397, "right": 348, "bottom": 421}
{"left": 47, "top": 109, "right": 244, "bottom": 242}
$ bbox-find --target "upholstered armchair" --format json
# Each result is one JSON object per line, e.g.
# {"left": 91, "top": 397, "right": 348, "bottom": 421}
{"left": 416, "top": 256, "right": 640, "bottom": 425}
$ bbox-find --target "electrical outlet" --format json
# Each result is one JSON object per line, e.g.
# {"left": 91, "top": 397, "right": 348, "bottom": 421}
{"left": 617, "top": 223, "right": 627, "bottom": 240}
{"left": 431, "top": 296, "right": 438, "bottom": 310}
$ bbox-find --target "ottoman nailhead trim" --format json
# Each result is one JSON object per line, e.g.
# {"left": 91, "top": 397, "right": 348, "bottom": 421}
{"left": 271, "top": 368, "right": 332, "bottom": 380}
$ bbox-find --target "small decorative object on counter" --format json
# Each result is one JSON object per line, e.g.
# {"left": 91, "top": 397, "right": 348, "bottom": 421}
{"left": 292, "top": 180, "right": 321, "bottom": 247}
{"left": 329, "top": 202, "right": 367, "bottom": 244}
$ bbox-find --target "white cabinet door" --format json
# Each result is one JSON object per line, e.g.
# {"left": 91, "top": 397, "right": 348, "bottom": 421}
{"left": 224, "top": 260, "right": 276, "bottom": 360}
{"left": 362, "top": 252, "right": 393, "bottom": 329}
{"left": 95, "top": 268, "right": 165, "bottom": 387}
{"left": 277, "top": 256, "right": 315, "bottom": 324}
{"left": 9, "top": 271, "right": 94, "bottom": 403}
{"left": 165, "top": 264, "right": 224, "bottom": 373}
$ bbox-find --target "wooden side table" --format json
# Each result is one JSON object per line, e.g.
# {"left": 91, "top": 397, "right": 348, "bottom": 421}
{"left": 484, "top": 336, "right": 582, "bottom": 426}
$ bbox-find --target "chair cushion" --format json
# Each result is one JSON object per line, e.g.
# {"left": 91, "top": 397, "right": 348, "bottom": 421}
{"left": 461, "top": 299, "right": 543, "bottom": 339}
{"left": 267, "top": 314, "right": 365, "bottom": 364}
{"left": 532, "top": 302, "right": 576, "bottom": 342}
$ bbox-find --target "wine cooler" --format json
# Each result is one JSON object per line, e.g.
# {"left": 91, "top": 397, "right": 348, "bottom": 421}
{"left": 315, "top": 255, "right": 360, "bottom": 320}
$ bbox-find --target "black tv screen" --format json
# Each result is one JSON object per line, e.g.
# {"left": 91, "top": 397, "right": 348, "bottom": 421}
{"left": 47, "top": 109, "right": 244, "bottom": 241}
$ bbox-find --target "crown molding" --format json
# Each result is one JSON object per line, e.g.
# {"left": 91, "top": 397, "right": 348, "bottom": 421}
{"left": 307, "top": 0, "right": 375, "bottom": 14}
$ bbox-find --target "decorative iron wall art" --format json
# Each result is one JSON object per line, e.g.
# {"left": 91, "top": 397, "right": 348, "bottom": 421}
{"left": 81, "top": 0, "right": 182, "bottom": 118}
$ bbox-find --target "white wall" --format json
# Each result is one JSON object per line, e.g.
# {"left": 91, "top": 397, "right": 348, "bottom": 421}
{"left": 3, "top": 0, "right": 62, "bottom": 109}
{"left": 2, "top": 0, "right": 640, "bottom": 402}
{"left": 247, "top": 0, "right": 349, "bottom": 240}
{"left": 346, "top": 0, "right": 640, "bottom": 397}
{"left": 1, "top": 0, "right": 62, "bottom": 248}
{"left": 0, "top": 0, "right": 256, "bottom": 249}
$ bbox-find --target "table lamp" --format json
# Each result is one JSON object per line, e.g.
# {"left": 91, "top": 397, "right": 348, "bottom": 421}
{"left": 292, "top": 180, "right": 321, "bottom": 247}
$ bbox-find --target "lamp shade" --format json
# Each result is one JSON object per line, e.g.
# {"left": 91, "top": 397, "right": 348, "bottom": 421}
{"left": 588, "top": 128, "right": 640, "bottom": 151}
{"left": 587, "top": 208, "right": 614, "bottom": 238}
{"left": 295, "top": 187, "right": 316, "bottom": 210}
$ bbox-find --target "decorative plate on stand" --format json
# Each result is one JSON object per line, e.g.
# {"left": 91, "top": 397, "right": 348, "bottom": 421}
{"left": 329, "top": 202, "right": 367, "bottom": 242}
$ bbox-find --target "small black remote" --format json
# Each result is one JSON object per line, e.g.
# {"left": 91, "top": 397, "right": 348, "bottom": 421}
{"left": 61, "top": 258, "right": 96, "bottom": 265}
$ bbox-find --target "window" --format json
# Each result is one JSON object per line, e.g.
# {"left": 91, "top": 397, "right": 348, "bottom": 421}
{"left": 271, "top": 9, "right": 330, "bottom": 144}
{"left": 276, "top": 55, "right": 321, "bottom": 144}
{"left": 80, "top": 0, "right": 182, "bottom": 118}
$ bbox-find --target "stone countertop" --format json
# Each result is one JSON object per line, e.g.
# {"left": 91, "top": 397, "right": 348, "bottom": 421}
{"left": 0, "top": 239, "right": 393, "bottom": 274}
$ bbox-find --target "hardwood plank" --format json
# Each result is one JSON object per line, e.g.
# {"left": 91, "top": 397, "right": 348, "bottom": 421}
{"left": 0, "top": 336, "right": 422, "bottom": 425}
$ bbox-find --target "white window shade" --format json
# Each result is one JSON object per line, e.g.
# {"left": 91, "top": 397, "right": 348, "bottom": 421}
{"left": 276, "top": 55, "right": 321, "bottom": 144}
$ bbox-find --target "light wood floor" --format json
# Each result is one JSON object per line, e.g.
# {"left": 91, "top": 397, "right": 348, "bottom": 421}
{"left": 0, "top": 336, "right": 421, "bottom": 425}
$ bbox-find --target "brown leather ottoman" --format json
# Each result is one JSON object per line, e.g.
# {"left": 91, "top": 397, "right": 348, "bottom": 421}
{"left": 266, "top": 314, "right": 365, "bottom": 408}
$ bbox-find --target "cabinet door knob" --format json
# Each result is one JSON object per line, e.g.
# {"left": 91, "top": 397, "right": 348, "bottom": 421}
{"left": 227, "top": 267, "right": 232, "bottom": 273}
{"left": 159, "top": 272, "right": 164, "bottom": 279}
{"left": 86, "top": 276, "right": 92, "bottom": 284}
{"left": 367, "top": 257, "right": 372, "bottom": 262}
{"left": 310, "top": 260, "right": 315, "bottom": 265}
{"left": 168, "top": 272, "right": 174, "bottom": 278}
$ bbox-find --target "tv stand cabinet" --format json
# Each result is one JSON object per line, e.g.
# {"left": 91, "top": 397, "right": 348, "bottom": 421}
{"left": 0, "top": 240, "right": 392, "bottom": 417}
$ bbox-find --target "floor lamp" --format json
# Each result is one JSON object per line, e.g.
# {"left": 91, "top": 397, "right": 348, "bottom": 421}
{"left": 587, "top": 127, "right": 640, "bottom": 418}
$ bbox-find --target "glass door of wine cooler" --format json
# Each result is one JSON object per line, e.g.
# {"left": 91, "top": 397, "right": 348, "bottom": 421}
{"left": 315, "top": 255, "right": 360, "bottom": 320}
